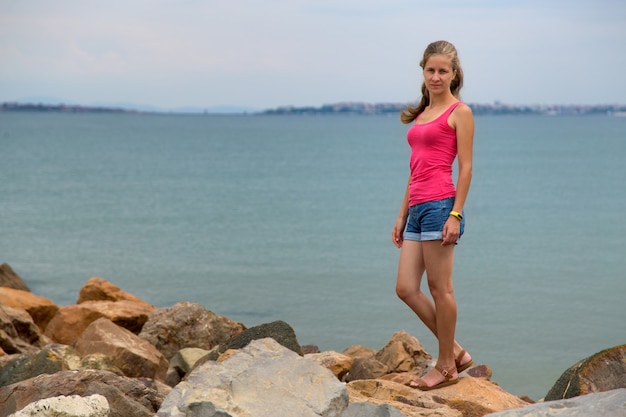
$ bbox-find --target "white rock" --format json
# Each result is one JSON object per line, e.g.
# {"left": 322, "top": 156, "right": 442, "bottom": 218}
{"left": 157, "top": 337, "right": 349, "bottom": 417}
{"left": 7, "top": 394, "right": 109, "bottom": 417}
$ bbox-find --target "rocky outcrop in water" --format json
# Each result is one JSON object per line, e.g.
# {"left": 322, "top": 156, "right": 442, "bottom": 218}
{"left": 1, "top": 263, "right": 625, "bottom": 417}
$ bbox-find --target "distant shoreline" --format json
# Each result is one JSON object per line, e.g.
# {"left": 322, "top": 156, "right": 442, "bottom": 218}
{"left": 2, "top": 101, "right": 626, "bottom": 116}
{"left": 261, "top": 102, "right": 626, "bottom": 116}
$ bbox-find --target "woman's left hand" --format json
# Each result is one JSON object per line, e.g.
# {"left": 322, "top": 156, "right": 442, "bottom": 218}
{"left": 441, "top": 217, "right": 460, "bottom": 246}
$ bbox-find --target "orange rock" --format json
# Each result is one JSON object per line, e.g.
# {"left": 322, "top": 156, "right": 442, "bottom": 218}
{"left": 347, "top": 377, "right": 531, "bottom": 417}
{"left": 374, "top": 330, "right": 431, "bottom": 374}
{"left": 44, "top": 304, "right": 103, "bottom": 345}
{"left": 44, "top": 300, "right": 155, "bottom": 345}
{"left": 74, "top": 317, "right": 169, "bottom": 381}
{"left": 0, "top": 287, "right": 59, "bottom": 331}
{"left": 342, "top": 345, "right": 376, "bottom": 359}
{"left": 347, "top": 379, "right": 461, "bottom": 417}
{"left": 429, "top": 376, "right": 532, "bottom": 416}
{"left": 77, "top": 277, "right": 153, "bottom": 307}
{"left": 378, "top": 371, "right": 417, "bottom": 385}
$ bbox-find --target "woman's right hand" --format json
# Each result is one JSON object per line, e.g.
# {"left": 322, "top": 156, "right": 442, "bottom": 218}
{"left": 392, "top": 217, "right": 407, "bottom": 248}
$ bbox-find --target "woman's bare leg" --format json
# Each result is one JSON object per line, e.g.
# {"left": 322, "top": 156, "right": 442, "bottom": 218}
{"left": 415, "top": 240, "right": 458, "bottom": 386}
{"left": 396, "top": 240, "right": 467, "bottom": 359}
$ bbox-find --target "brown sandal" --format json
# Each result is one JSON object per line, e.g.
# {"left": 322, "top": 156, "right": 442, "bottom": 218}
{"left": 455, "top": 349, "right": 474, "bottom": 373}
{"left": 409, "top": 364, "right": 459, "bottom": 391}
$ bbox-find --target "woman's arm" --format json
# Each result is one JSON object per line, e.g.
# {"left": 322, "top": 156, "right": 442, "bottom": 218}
{"left": 442, "top": 104, "right": 474, "bottom": 245}
{"left": 451, "top": 103, "right": 474, "bottom": 213}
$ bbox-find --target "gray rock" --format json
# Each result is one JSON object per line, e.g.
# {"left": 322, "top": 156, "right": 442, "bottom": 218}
{"left": 0, "top": 344, "right": 82, "bottom": 387}
{"left": 485, "top": 388, "right": 626, "bottom": 416}
{"left": 138, "top": 301, "right": 245, "bottom": 360}
{"left": 203, "top": 319, "right": 302, "bottom": 363}
{"left": 341, "top": 402, "right": 408, "bottom": 417}
{"left": 157, "top": 337, "right": 349, "bottom": 417}
{"left": 7, "top": 394, "right": 109, "bottom": 417}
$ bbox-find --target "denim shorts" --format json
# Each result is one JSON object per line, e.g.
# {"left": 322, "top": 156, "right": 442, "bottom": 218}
{"left": 404, "top": 197, "right": 465, "bottom": 242}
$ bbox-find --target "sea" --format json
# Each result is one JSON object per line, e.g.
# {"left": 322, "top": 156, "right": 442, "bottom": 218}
{"left": 1, "top": 111, "right": 625, "bottom": 401}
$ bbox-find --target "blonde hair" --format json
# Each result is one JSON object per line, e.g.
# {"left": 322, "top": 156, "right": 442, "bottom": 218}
{"left": 400, "top": 40, "right": 464, "bottom": 124}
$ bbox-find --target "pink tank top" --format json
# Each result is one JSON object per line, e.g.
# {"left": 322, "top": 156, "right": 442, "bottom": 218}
{"left": 406, "top": 102, "right": 461, "bottom": 206}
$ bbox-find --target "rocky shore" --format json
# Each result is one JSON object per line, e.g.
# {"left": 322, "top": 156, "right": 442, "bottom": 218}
{"left": 1, "top": 262, "right": 625, "bottom": 417}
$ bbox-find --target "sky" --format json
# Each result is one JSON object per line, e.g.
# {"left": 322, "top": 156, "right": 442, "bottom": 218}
{"left": 1, "top": 0, "right": 625, "bottom": 111}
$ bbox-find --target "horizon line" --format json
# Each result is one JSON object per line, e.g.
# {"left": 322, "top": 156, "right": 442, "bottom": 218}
{"left": 2, "top": 100, "right": 626, "bottom": 115}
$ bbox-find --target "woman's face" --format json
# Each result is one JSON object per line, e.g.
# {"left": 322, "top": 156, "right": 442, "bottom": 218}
{"left": 423, "top": 54, "right": 456, "bottom": 95}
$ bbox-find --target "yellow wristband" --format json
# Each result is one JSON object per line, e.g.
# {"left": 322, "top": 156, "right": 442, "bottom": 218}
{"left": 449, "top": 211, "right": 463, "bottom": 221}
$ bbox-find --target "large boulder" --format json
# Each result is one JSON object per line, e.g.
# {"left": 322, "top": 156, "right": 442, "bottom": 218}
{"left": 138, "top": 301, "right": 245, "bottom": 360}
{"left": 76, "top": 277, "right": 152, "bottom": 307}
{"left": 0, "top": 369, "right": 170, "bottom": 417}
{"left": 545, "top": 344, "right": 626, "bottom": 400}
{"left": 347, "top": 379, "right": 460, "bottom": 417}
{"left": 0, "top": 288, "right": 58, "bottom": 331}
{"left": 347, "top": 377, "right": 531, "bottom": 417}
{"left": 43, "top": 304, "right": 103, "bottom": 345}
{"left": 44, "top": 300, "right": 154, "bottom": 345}
{"left": 0, "top": 264, "right": 29, "bottom": 292}
{"left": 74, "top": 318, "right": 168, "bottom": 381}
{"left": 6, "top": 394, "right": 109, "bottom": 417}
{"left": 420, "top": 376, "right": 532, "bottom": 415}
{"left": 156, "top": 338, "right": 349, "bottom": 417}
{"left": 0, "top": 305, "right": 51, "bottom": 356}
{"left": 485, "top": 388, "right": 626, "bottom": 416}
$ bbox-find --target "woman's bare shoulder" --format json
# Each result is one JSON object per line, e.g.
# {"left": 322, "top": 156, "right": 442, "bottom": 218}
{"left": 449, "top": 102, "right": 473, "bottom": 129}
{"left": 455, "top": 102, "right": 473, "bottom": 116}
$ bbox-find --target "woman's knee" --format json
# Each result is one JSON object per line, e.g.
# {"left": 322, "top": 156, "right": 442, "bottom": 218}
{"left": 396, "top": 282, "right": 421, "bottom": 302}
{"left": 395, "top": 282, "right": 410, "bottom": 301}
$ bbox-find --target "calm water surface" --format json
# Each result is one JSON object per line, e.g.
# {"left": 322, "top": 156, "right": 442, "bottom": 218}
{"left": 1, "top": 112, "right": 625, "bottom": 400}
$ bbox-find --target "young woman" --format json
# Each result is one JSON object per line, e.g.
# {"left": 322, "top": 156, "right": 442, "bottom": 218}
{"left": 392, "top": 40, "right": 475, "bottom": 390}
